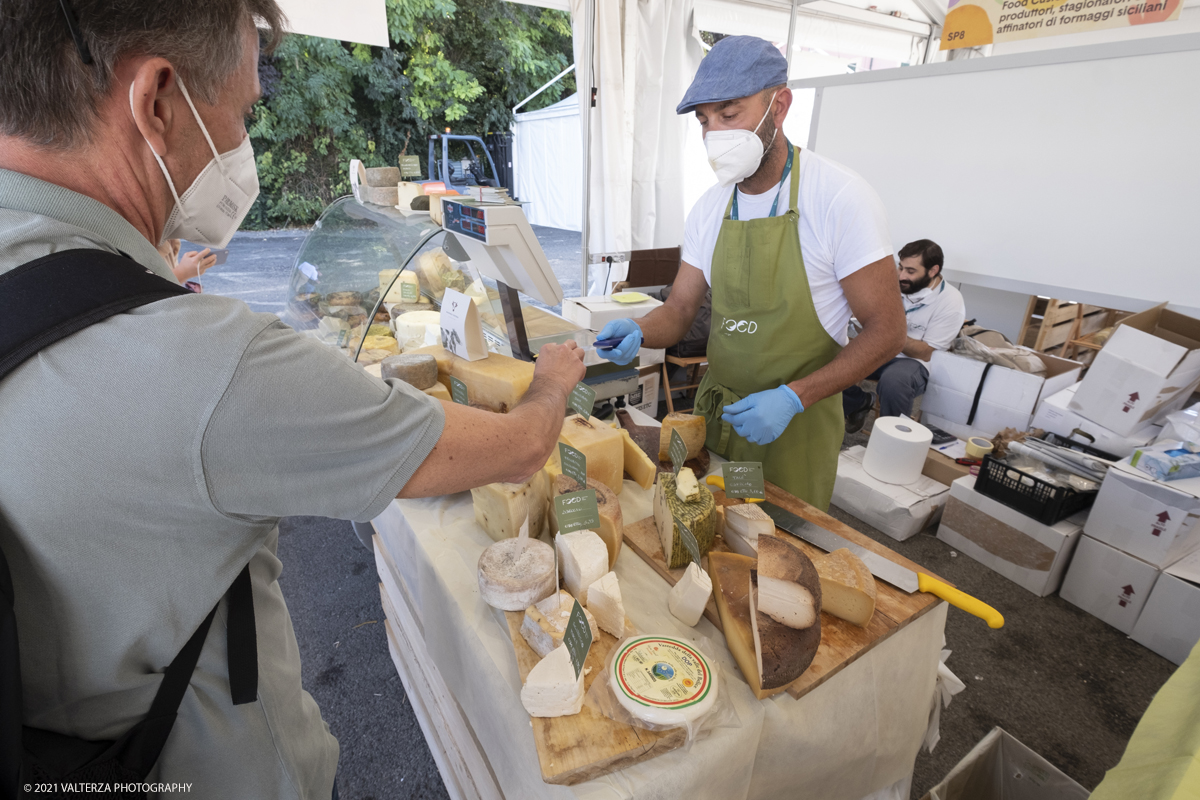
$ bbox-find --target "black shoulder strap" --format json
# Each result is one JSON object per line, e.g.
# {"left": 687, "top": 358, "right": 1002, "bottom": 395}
{"left": 0, "top": 248, "right": 189, "bottom": 381}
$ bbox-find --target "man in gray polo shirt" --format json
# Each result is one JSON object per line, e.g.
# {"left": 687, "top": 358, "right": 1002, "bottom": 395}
{"left": 0, "top": 3, "right": 585, "bottom": 797}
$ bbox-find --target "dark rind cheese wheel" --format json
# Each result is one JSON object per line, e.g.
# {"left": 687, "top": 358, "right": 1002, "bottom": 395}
{"left": 380, "top": 354, "right": 439, "bottom": 390}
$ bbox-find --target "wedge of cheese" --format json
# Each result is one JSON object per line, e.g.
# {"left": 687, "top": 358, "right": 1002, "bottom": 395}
{"left": 520, "top": 645, "right": 585, "bottom": 718}
{"left": 756, "top": 534, "right": 822, "bottom": 631}
{"left": 471, "top": 472, "right": 549, "bottom": 542}
{"left": 383, "top": 270, "right": 421, "bottom": 303}
{"left": 812, "top": 548, "right": 877, "bottom": 628}
{"left": 668, "top": 561, "right": 712, "bottom": 627}
{"left": 654, "top": 471, "right": 716, "bottom": 569}
{"left": 659, "top": 412, "right": 706, "bottom": 461}
{"left": 722, "top": 503, "right": 773, "bottom": 557}
{"left": 548, "top": 474, "right": 623, "bottom": 569}
{"left": 393, "top": 310, "right": 442, "bottom": 351}
{"left": 707, "top": 551, "right": 788, "bottom": 699}
{"left": 557, "top": 415, "right": 624, "bottom": 495}
{"left": 450, "top": 352, "right": 536, "bottom": 413}
{"left": 477, "top": 537, "right": 556, "bottom": 611}
{"left": 555, "top": 531, "right": 609, "bottom": 603}
{"left": 620, "top": 429, "right": 657, "bottom": 490}
{"left": 520, "top": 589, "right": 600, "bottom": 658}
{"left": 675, "top": 467, "right": 700, "bottom": 502}
{"left": 423, "top": 382, "right": 451, "bottom": 401}
{"left": 586, "top": 571, "right": 626, "bottom": 638}
{"left": 749, "top": 569, "right": 821, "bottom": 692}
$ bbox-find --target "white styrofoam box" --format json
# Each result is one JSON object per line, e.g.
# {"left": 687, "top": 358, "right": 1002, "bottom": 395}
{"left": 562, "top": 295, "right": 662, "bottom": 330}
{"left": 832, "top": 446, "right": 950, "bottom": 542}
{"left": 1130, "top": 549, "right": 1200, "bottom": 665}
{"left": 1059, "top": 535, "right": 1161, "bottom": 634}
{"left": 1068, "top": 307, "right": 1200, "bottom": 436}
{"left": 936, "top": 476, "right": 1084, "bottom": 596}
{"left": 1084, "top": 464, "right": 1200, "bottom": 568}
{"left": 922, "top": 349, "right": 1082, "bottom": 441}
{"left": 1031, "top": 383, "right": 1162, "bottom": 458}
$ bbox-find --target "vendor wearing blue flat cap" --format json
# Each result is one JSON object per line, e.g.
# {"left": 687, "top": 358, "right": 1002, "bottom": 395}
{"left": 596, "top": 35, "right": 905, "bottom": 510}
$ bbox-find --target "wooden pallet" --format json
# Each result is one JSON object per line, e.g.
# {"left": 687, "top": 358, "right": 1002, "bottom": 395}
{"left": 622, "top": 481, "right": 948, "bottom": 702}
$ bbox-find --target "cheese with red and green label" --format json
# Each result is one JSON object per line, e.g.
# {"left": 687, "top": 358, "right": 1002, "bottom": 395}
{"left": 610, "top": 636, "right": 717, "bottom": 726}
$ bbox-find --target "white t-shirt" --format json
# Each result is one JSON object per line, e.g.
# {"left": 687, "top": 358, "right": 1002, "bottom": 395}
{"left": 681, "top": 149, "right": 893, "bottom": 345}
{"left": 898, "top": 279, "right": 967, "bottom": 369}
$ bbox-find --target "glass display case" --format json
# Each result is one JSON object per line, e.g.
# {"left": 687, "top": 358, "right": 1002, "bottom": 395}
{"left": 281, "top": 196, "right": 580, "bottom": 365}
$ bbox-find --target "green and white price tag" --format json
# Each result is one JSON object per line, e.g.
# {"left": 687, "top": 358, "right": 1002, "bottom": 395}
{"left": 400, "top": 280, "right": 419, "bottom": 302}
{"left": 450, "top": 377, "right": 469, "bottom": 405}
{"left": 558, "top": 442, "right": 588, "bottom": 490}
{"left": 399, "top": 154, "right": 421, "bottom": 177}
{"left": 723, "top": 462, "right": 765, "bottom": 499}
{"left": 563, "top": 599, "right": 593, "bottom": 679}
{"left": 568, "top": 382, "right": 597, "bottom": 419}
{"left": 553, "top": 490, "right": 601, "bottom": 534}
{"left": 669, "top": 429, "right": 688, "bottom": 476}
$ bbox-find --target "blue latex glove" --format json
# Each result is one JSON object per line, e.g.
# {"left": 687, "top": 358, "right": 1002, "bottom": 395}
{"left": 594, "top": 318, "right": 643, "bottom": 365}
{"left": 721, "top": 385, "right": 805, "bottom": 446}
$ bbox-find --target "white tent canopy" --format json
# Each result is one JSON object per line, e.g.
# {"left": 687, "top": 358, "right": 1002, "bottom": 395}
{"left": 274, "top": 0, "right": 389, "bottom": 47}
{"left": 512, "top": 95, "right": 583, "bottom": 231}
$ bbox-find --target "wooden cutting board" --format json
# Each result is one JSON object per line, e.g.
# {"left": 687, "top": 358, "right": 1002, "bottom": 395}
{"left": 504, "top": 610, "right": 685, "bottom": 785}
{"left": 622, "top": 478, "right": 950, "bottom": 701}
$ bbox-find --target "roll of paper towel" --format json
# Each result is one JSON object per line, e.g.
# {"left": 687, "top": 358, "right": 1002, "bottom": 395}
{"left": 863, "top": 416, "right": 934, "bottom": 485}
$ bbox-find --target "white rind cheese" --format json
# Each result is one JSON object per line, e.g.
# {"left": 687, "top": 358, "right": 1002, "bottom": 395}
{"left": 586, "top": 572, "right": 626, "bottom": 638}
{"left": 521, "top": 590, "right": 600, "bottom": 658}
{"left": 610, "top": 636, "right": 717, "bottom": 726}
{"left": 393, "top": 310, "right": 442, "bottom": 351}
{"left": 722, "top": 503, "right": 773, "bottom": 556}
{"left": 547, "top": 474, "right": 623, "bottom": 569}
{"left": 667, "top": 562, "right": 712, "bottom": 627}
{"left": 471, "top": 473, "right": 549, "bottom": 542}
{"left": 477, "top": 538, "right": 556, "bottom": 611}
{"left": 521, "top": 645, "right": 585, "bottom": 718}
{"left": 555, "top": 531, "right": 609, "bottom": 604}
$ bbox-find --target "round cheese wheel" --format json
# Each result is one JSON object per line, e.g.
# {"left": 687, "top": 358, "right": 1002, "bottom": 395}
{"left": 394, "top": 310, "right": 442, "bottom": 351}
{"left": 610, "top": 635, "right": 717, "bottom": 726}
{"left": 477, "top": 538, "right": 556, "bottom": 611}
{"left": 380, "top": 354, "right": 438, "bottom": 390}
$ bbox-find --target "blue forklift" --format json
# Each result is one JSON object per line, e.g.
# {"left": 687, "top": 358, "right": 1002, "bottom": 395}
{"left": 426, "top": 133, "right": 514, "bottom": 194}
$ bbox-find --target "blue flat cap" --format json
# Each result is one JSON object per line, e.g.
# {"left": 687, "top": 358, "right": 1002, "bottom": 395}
{"left": 676, "top": 36, "right": 788, "bottom": 115}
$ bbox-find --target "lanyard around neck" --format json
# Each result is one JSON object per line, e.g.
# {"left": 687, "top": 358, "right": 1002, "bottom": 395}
{"left": 731, "top": 145, "right": 794, "bottom": 222}
{"left": 904, "top": 279, "right": 945, "bottom": 314}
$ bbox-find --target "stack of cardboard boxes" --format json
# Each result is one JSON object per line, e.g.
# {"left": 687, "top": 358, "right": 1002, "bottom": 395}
{"left": 935, "top": 305, "right": 1200, "bottom": 663}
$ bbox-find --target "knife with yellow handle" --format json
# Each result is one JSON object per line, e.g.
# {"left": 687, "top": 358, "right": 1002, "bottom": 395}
{"left": 704, "top": 474, "right": 764, "bottom": 502}
{"left": 753, "top": 497, "right": 1004, "bottom": 629}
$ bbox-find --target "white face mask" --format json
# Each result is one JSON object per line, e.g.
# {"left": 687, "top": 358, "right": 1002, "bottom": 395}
{"left": 130, "top": 78, "right": 260, "bottom": 249}
{"left": 704, "top": 91, "right": 778, "bottom": 187}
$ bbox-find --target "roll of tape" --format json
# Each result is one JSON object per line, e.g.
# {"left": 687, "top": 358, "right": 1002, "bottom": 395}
{"left": 966, "top": 437, "right": 994, "bottom": 460}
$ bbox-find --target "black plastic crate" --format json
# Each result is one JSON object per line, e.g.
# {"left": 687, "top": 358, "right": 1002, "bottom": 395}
{"left": 973, "top": 453, "right": 1099, "bottom": 525}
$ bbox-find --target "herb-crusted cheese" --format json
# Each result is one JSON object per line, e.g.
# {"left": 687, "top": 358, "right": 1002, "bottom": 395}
{"left": 654, "top": 472, "right": 716, "bottom": 569}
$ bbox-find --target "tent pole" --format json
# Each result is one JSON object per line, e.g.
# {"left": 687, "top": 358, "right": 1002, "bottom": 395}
{"left": 579, "top": 0, "right": 595, "bottom": 298}
{"left": 513, "top": 64, "right": 576, "bottom": 115}
{"left": 785, "top": 0, "right": 800, "bottom": 71}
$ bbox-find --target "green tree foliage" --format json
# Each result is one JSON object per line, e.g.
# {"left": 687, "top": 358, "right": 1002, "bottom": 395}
{"left": 246, "top": 0, "right": 574, "bottom": 229}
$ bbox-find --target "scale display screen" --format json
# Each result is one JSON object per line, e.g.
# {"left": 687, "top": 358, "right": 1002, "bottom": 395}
{"left": 443, "top": 201, "right": 488, "bottom": 243}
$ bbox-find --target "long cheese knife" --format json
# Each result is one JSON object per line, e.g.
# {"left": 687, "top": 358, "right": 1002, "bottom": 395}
{"left": 759, "top": 500, "right": 1005, "bottom": 629}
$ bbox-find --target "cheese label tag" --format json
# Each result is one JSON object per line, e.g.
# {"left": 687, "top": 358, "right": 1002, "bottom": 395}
{"left": 554, "top": 490, "right": 600, "bottom": 534}
{"left": 567, "top": 382, "right": 597, "bottom": 419}
{"left": 669, "top": 429, "right": 688, "bottom": 476}
{"left": 563, "top": 599, "right": 593, "bottom": 680}
{"left": 613, "top": 637, "right": 712, "bottom": 709}
{"left": 558, "top": 442, "right": 588, "bottom": 490}
{"left": 723, "top": 462, "right": 765, "bottom": 499}
{"left": 676, "top": 516, "right": 701, "bottom": 567}
{"left": 400, "top": 280, "right": 419, "bottom": 302}
{"left": 399, "top": 154, "right": 421, "bottom": 177}
{"left": 439, "top": 287, "right": 488, "bottom": 361}
{"left": 450, "top": 377, "right": 469, "bottom": 405}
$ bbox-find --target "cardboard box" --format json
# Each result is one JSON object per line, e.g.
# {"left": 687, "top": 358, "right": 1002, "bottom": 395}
{"left": 923, "top": 448, "right": 973, "bottom": 486}
{"left": 936, "top": 476, "right": 1084, "bottom": 596}
{"left": 1083, "top": 463, "right": 1200, "bottom": 568}
{"left": 919, "top": 727, "right": 1089, "bottom": 800}
{"left": 623, "top": 365, "right": 660, "bottom": 416}
{"left": 1068, "top": 305, "right": 1200, "bottom": 436}
{"left": 562, "top": 294, "right": 662, "bottom": 330}
{"left": 831, "top": 446, "right": 950, "bottom": 541}
{"left": 922, "top": 349, "right": 1082, "bottom": 441}
{"left": 1059, "top": 534, "right": 1161, "bottom": 633}
{"left": 1130, "top": 549, "right": 1200, "bottom": 665}
{"left": 1031, "top": 383, "right": 1162, "bottom": 458}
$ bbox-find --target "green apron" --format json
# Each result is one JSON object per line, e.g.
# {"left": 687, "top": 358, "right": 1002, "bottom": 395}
{"left": 693, "top": 145, "right": 844, "bottom": 511}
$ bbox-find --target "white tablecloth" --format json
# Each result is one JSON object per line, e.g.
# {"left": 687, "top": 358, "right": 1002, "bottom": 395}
{"left": 373, "top": 466, "right": 948, "bottom": 800}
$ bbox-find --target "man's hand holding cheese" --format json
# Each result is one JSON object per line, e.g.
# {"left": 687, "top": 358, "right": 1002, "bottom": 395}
{"left": 598, "top": 36, "right": 905, "bottom": 510}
